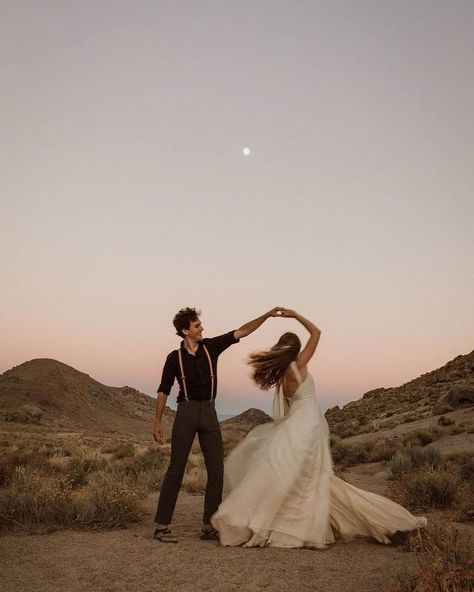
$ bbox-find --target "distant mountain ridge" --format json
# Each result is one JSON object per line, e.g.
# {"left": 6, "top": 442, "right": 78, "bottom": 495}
{"left": 0, "top": 358, "right": 174, "bottom": 436}
{"left": 1, "top": 351, "right": 473, "bottom": 441}
{"left": 221, "top": 408, "right": 272, "bottom": 426}
{"left": 325, "top": 350, "right": 474, "bottom": 438}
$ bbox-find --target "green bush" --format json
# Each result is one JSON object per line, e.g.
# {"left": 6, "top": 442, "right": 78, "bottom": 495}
{"left": 389, "top": 445, "right": 441, "bottom": 478}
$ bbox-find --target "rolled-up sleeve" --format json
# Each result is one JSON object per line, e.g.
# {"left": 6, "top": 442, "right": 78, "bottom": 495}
{"left": 157, "top": 352, "right": 176, "bottom": 395}
{"left": 207, "top": 330, "right": 240, "bottom": 356}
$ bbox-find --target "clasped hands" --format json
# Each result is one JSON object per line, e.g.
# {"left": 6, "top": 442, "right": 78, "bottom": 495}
{"left": 267, "top": 307, "right": 297, "bottom": 318}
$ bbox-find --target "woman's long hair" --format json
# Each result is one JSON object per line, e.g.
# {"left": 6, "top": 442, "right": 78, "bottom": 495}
{"left": 249, "top": 332, "right": 301, "bottom": 390}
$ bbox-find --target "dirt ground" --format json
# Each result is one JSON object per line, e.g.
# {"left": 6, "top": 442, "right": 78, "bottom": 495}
{"left": 0, "top": 470, "right": 424, "bottom": 592}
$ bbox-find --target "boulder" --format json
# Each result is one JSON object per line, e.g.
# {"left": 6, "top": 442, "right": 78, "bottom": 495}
{"left": 1, "top": 404, "right": 43, "bottom": 424}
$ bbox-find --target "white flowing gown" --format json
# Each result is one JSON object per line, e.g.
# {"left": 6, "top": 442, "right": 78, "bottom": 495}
{"left": 211, "top": 362, "right": 427, "bottom": 548}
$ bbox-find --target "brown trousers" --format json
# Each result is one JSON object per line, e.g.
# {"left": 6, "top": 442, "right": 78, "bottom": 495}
{"left": 154, "top": 400, "right": 224, "bottom": 525}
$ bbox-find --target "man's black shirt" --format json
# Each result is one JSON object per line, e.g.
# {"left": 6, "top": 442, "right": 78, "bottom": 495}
{"left": 157, "top": 330, "right": 239, "bottom": 402}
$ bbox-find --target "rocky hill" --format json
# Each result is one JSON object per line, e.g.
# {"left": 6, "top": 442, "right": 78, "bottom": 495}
{"left": 221, "top": 408, "right": 272, "bottom": 426}
{"left": 0, "top": 359, "right": 175, "bottom": 437}
{"left": 325, "top": 350, "right": 474, "bottom": 439}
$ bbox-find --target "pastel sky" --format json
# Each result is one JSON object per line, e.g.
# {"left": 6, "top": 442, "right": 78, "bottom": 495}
{"left": 1, "top": 1, "right": 473, "bottom": 416}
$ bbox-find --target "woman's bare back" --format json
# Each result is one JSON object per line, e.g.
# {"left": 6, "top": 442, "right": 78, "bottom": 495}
{"left": 281, "top": 362, "right": 307, "bottom": 398}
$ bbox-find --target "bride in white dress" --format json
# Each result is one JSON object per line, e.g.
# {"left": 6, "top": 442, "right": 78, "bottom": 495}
{"left": 211, "top": 309, "right": 427, "bottom": 548}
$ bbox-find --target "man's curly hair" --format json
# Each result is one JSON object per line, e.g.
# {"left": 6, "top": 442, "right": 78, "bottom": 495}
{"left": 173, "top": 307, "right": 201, "bottom": 338}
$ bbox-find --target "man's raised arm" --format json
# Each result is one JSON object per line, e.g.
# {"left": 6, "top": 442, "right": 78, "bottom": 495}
{"left": 234, "top": 307, "right": 284, "bottom": 340}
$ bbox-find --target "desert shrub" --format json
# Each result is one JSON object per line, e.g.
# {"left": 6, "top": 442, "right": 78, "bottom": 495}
{"left": 431, "top": 402, "right": 454, "bottom": 416}
{"left": 0, "top": 466, "right": 75, "bottom": 531}
{"left": 338, "top": 427, "right": 358, "bottom": 438}
{"left": 460, "top": 459, "right": 474, "bottom": 484}
{"left": 0, "top": 448, "right": 53, "bottom": 486}
{"left": 367, "top": 441, "right": 397, "bottom": 462}
{"left": 133, "top": 469, "right": 164, "bottom": 492}
{"left": 107, "top": 442, "right": 136, "bottom": 460}
{"left": 410, "top": 445, "right": 442, "bottom": 468}
{"left": 72, "top": 471, "right": 144, "bottom": 529}
{"left": 1, "top": 405, "right": 42, "bottom": 424}
{"left": 182, "top": 467, "right": 207, "bottom": 494}
{"left": 66, "top": 449, "right": 108, "bottom": 488}
{"left": 413, "top": 429, "right": 434, "bottom": 445}
{"left": 438, "top": 415, "right": 454, "bottom": 427}
{"left": 331, "top": 441, "right": 371, "bottom": 467}
{"left": 390, "top": 522, "right": 474, "bottom": 592}
{"left": 401, "top": 468, "right": 459, "bottom": 510}
{"left": 45, "top": 445, "right": 74, "bottom": 458}
{"left": 112, "top": 448, "right": 166, "bottom": 491}
{"left": 445, "top": 384, "right": 474, "bottom": 408}
{"left": 403, "top": 427, "right": 441, "bottom": 447}
{"left": 389, "top": 445, "right": 441, "bottom": 478}
{"left": 0, "top": 462, "right": 146, "bottom": 532}
{"left": 390, "top": 450, "right": 414, "bottom": 478}
{"left": 448, "top": 453, "right": 474, "bottom": 484}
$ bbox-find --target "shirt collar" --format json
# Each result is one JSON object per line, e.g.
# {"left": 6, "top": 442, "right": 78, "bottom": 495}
{"left": 180, "top": 340, "right": 203, "bottom": 355}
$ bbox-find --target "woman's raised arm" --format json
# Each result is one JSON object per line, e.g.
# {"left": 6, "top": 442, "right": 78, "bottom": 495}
{"left": 280, "top": 309, "right": 321, "bottom": 367}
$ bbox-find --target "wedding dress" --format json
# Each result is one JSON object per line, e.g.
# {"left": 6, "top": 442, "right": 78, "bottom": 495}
{"left": 211, "top": 362, "right": 427, "bottom": 548}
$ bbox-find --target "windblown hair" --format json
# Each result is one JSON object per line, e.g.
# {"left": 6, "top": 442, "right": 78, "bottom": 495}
{"left": 173, "top": 307, "right": 201, "bottom": 338}
{"left": 249, "top": 332, "right": 301, "bottom": 390}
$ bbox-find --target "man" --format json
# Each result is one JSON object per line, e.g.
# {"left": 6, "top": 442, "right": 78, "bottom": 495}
{"left": 153, "top": 306, "right": 282, "bottom": 543}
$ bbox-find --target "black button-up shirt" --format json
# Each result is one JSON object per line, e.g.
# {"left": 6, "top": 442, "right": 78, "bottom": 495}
{"left": 157, "top": 330, "right": 239, "bottom": 403}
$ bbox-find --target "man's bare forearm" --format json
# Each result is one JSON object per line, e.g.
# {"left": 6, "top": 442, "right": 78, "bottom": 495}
{"left": 234, "top": 307, "right": 282, "bottom": 339}
{"left": 154, "top": 392, "right": 168, "bottom": 424}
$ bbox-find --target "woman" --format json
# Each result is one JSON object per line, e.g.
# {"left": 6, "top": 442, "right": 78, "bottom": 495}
{"left": 211, "top": 309, "right": 427, "bottom": 548}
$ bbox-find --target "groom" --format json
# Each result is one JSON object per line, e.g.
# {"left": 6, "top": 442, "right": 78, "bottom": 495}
{"left": 153, "top": 306, "right": 282, "bottom": 543}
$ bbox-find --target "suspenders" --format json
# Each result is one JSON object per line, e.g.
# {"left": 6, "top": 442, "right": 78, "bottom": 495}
{"left": 177, "top": 344, "right": 215, "bottom": 402}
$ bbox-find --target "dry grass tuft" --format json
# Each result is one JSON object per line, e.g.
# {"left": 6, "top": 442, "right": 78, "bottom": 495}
{"left": 0, "top": 439, "right": 164, "bottom": 531}
{"left": 72, "top": 471, "right": 145, "bottom": 529}
{"left": 182, "top": 467, "right": 207, "bottom": 494}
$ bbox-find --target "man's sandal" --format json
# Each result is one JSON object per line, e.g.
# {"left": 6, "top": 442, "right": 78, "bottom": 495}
{"left": 200, "top": 527, "right": 219, "bottom": 541}
{"left": 153, "top": 527, "right": 178, "bottom": 543}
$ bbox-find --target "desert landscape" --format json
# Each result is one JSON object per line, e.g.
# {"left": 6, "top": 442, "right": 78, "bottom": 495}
{"left": 1, "top": 352, "right": 473, "bottom": 591}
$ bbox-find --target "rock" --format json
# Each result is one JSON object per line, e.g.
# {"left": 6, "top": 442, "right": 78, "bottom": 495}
{"left": 362, "top": 388, "right": 386, "bottom": 399}
{"left": 1, "top": 404, "right": 43, "bottom": 424}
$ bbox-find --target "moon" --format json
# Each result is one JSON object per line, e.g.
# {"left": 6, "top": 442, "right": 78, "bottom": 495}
{"left": 242, "top": 147, "right": 251, "bottom": 156}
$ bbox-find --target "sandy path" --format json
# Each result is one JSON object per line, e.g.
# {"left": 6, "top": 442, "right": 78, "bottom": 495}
{"left": 0, "top": 487, "right": 418, "bottom": 592}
